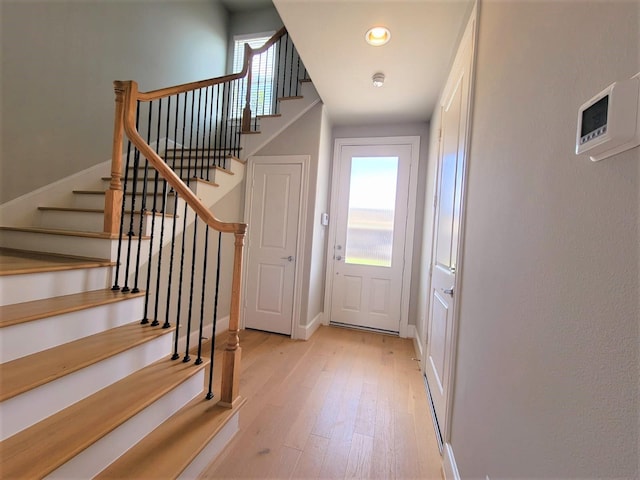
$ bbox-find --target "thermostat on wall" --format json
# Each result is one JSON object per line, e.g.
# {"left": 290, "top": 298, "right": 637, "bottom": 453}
{"left": 576, "top": 73, "right": 640, "bottom": 162}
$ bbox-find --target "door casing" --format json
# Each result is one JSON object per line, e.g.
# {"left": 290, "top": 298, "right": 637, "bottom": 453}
{"left": 422, "top": 4, "right": 478, "bottom": 453}
{"left": 242, "top": 154, "right": 310, "bottom": 339}
{"left": 324, "top": 136, "right": 420, "bottom": 338}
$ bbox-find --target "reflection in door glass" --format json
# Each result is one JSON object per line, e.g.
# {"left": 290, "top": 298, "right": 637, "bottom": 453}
{"left": 345, "top": 157, "right": 398, "bottom": 267}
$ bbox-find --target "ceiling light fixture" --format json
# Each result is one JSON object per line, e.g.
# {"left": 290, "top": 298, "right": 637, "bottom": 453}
{"left": 365, "top": 26, "right": 391, "bottom": 46}
{"left": 372, "top": 72, "right": 385, "bottom": 87}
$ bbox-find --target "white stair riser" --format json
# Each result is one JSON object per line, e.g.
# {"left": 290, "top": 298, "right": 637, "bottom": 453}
{"left": 70, "top": 193, "right": 177, "bottom": 213}
{"left": 38, "top": 210, "right": 168, "bottom": 237}
{"left": 0, "top": 266, "right": 112, "bottom": 306}
{"left": 0, "top": 332, "right": 174, "bottom": 441}
{"left": 47, "top": 370, "right": 204, "bottom": 480}
{"left": 0, "top": 229, "right": 120, "bottom": 258}
{"left": 0, "top": 296, "right": 144, "bottom": 362}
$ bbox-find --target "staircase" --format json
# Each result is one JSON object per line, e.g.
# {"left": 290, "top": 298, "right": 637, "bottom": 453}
{"left": 0, "top": 25, "right": 320, "bottom": 477}
{"left": 0, "top": 155, "right": 246, "bottom": 478}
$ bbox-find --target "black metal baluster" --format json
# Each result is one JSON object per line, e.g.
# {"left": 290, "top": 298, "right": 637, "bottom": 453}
{"left": 195, "top": 225, "right": 210, "bottom": 365}
{"left": 274, "top": 37, "right": 283, "bottom": 115}
{"left": 206, "top": 231, "right": 223, "bottom": 400}
{"left": 183, "top": 215, "right": 199, "bottom": 363}
{"left": 171, "top": 91, "right": 192, "bottom": 359}
{"left": 141, "top": 98, "right": 164, "bottom": 325}
{"left": 121, "top": 102, "right": 142, "bottom": 293}
{"left": 288, "top": 36, "right": 295, "bottom": 97}
{"left": 132, "top": 101, "right": 153, "bottom": 294}
{"left": 193, "top": 88, "right": 202, "bottom": 181}
{"left": 212, "top": 84, "right": 222, "bottom": 175}
{"left": 152, "top": 95, "right": 172, "bottom": 328}
{"left": 201, "top": 86, "right": 210, "bottom": 180}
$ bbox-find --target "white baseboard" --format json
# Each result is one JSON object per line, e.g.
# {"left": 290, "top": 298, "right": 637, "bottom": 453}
{"left": 443, "top": 443, "right": 461, "bottom": 480}
{"left": 296, "top": 312, "right": 323, "bottom": 340}
{"left": 411, "top": 326, "right": 424, "bottom": 362}
{"left": 0, "top": 139, "right": 174, "bottom": 228}
{"left": 176, "top": 315, "right": 230, "bottom": 356}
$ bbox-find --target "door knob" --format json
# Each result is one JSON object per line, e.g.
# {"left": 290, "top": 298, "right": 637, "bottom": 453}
{"left": 281, "top": 255, "right": 294, "bottom": 262}
{"left": 335, "top": 255, "right": 343, "bottom": 261}
{"left": 443, "top": 287, "right": 454, "bottom": 296}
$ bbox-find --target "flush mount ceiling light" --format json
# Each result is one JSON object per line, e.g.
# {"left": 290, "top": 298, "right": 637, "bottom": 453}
{"left": 365, "top": 26, "right": 391, "bottom": 46}
{"left": 372, "top": 72, "right": 385, "bottom": 87}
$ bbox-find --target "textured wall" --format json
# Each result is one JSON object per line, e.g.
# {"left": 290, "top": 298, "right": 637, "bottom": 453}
{"left": 450, "top": 1, "right": 639, "bottom": 477}
{"left": 1, "top": 0, "right": 228, "bottom": 203}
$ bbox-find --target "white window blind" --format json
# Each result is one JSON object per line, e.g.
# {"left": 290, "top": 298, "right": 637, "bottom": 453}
{"left": 231, "top": 32, "right": 277, "bottom": 118}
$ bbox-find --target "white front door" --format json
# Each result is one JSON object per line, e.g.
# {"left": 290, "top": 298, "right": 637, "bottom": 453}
{"left": 424, "top": 13, "right": 475, "bottom": 443}
{"left": 329, "top": 142, "right": 414, "bottom": 333}
{"left": 244, "top": 160, "right": 302, "bottom": 335}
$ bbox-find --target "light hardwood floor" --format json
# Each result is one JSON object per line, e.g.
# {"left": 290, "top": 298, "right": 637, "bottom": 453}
{"left": 201, "top": 325, "right": 443, "bottom": 479}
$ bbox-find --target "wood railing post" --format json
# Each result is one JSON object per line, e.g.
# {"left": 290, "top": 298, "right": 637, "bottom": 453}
{"left": 241, "top": 43, "right": 253, "bottom": 133}
{"left": 104, "top": 81, "right": 127, "bottom": 234}
{"left": 220, "top": 228, "right": 247, "bottom": 407}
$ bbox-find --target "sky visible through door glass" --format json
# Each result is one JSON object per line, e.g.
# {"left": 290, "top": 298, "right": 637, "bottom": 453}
{"left": 345, "top": 156, "right": 398, "bottom": 267}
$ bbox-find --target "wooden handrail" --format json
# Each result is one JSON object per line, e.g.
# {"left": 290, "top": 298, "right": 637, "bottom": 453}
{"left": 119, "top": 80, "right": 246, "bottom": 236}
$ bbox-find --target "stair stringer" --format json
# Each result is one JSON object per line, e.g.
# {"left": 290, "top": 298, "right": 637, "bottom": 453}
{"left": 240, "top": 81, "right": 321, "bottom": 160}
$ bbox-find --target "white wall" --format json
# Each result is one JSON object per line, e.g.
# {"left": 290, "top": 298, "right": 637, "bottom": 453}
{"left": 1, "top": 0, "right": 228, "bottom": 203}
{"left": 332, "top": 123, "right": 430, "bottom": 331}
{"left": 449, "top": 1, "right": 639, "bottom": 478}
{"left": 256, "top": 102, "right": 328, "bottom": 329}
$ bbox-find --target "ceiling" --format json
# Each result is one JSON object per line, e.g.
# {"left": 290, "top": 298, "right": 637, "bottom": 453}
{"left": 272, "top": 0, "right": 472, "bottom": 125}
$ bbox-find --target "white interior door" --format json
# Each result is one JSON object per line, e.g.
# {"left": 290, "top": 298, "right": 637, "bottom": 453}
{"left": 244, "top": 160, "right": 302, "bottom": 335}
{"left": 424, "top": 15, "right": 475, "bottom": 444}
{"left": 329, "top": 143, "right": 413, "bottom": 333}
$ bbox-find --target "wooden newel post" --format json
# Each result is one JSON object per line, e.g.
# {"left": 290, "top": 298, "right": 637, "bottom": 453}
{"left": 104, "top": 81, "right": 127, "bottom": 235}
{"left": 220, "top": 227, "right": 247, "bottom": 407}
{"left": 241, "top": 43, "right": 253, "bottom": 133}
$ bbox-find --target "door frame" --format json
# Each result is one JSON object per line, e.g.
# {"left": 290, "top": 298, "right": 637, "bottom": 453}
{"left": 242, "top": 154, "right": 310, "bottom": 338}
{"left": 422, "top": 3, "right": 478, "bottom": 455}
{"left": 324, "top": 136, "right": 420, "bottom": 338}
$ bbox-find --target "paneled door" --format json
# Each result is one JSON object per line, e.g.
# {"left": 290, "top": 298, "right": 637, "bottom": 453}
{"left": 424, "top": 12, "right": 475, "bottom": 445}
{"left": 329, "top": 143, "right": 414, "bottom": 333}
{"left": 244, "top": 160, "right": 303, "bottom": 335}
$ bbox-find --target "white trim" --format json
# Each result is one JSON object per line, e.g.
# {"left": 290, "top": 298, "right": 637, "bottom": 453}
{"left": 177, "top": 315, "right": 230, "bottom": 355}
{"left": 443, "top": 443, "right": 461, "bottom": 480}
{"left": 242, "top": 155, "right": 310, "bottom": 339}
{"left": 443, "top": 2, "right": 479, "bottom": 443}
{"left": 422, "top": 2, "right": 478, "bottom": 444}
{"left": 296, "top": 312, "right": 323, "bottom": 340}
{"left": 323, "top": 136, "right": 420, "bottom": 338}
{"left": 409, "top": 325, "right": 425, "bottom": 363}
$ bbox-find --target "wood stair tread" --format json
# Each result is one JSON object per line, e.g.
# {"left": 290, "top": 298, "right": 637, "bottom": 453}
{"left": 96, "top": 395, "right": 246, "bottom": 479}
{"left": 0, "top": 226, "right": 148, "bottom": 240}
{"left": 0, "top": 248, "right": 113, "bottom": 276}
{"left": 37, "top": 206, "right": 176, "bottom": 218}
{"left": 72, "top": 189, "right": 177, "bottom": 196}
{"left": 0, "top": 320, "right": 172, "bottom": 402}
{"left": 0, "top": 288, "right": 145, "bottom": 328}
{"left": 0, "top": 354, "right": 207, "bottom": 479}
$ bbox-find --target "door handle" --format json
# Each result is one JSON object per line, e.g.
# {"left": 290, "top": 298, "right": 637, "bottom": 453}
{"left": 281, "top": 255, "right": 294, "bottom": 262}
{"left": 335, "top": 255, "right": 343, "bottom": 261}
{"left": 443, "top": 287, "right": 454, "bottom": 296}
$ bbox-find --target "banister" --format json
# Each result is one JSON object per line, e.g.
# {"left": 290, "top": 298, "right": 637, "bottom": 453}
{"left": 118, "top": 80, "right": 247, "bottom": 236}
